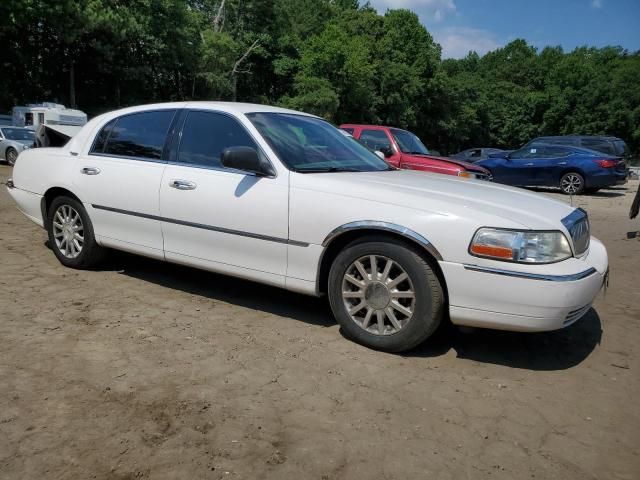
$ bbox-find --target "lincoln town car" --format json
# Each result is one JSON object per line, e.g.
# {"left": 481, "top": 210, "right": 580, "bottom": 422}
{"left": 7, "top": 103, "right": 609, "bottom": 352}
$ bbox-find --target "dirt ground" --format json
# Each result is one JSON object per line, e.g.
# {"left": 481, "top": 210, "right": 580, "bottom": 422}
{"left": 0, "top": 164, "right": 638, "bottom": 480}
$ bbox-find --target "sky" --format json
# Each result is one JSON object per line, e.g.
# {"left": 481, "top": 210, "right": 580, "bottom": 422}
{"left": 368, "top": 0, "right": 640, "bottom": 58}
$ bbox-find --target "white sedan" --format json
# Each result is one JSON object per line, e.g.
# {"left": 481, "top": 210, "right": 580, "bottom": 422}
{"left": 7, "top": 102, "right": 608, "bottom": 352}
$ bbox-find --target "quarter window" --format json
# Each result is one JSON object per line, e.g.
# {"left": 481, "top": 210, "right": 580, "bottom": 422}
{"left": 98, "top": 110, "right": 176, "bottom": 160}
{"left": 177, "top": 111, "right": 258, "bottom": 168}
{"left": 91, "top": 119, "right": 116, "bottom": 153}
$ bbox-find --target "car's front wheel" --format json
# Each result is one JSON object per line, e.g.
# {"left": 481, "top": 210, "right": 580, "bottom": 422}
{"left": 560, "top": 172, "right": 585, "bottom": 195}
{"left": 328, "top": 238, "right": 444, "bottom": 352}
{"left": 5, "top": 147, "right": 17, "bottom": 166}
{"left": 47, "top": 196, "right": 105, "bottom": 269}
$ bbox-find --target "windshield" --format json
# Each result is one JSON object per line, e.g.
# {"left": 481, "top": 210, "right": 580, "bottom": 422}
{"left": 391, "top": 129, "right": 430, "bottom": 155}
{"left": 1, "top": 128, "right": 34, "bottom": 141}
{"left": 246, "top": 113, "right": 392, "bottom": 173}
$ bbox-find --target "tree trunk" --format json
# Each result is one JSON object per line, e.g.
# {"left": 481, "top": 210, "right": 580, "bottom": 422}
{"left": 231, "top": 75, "right": 237, "bottom": 102}
{"left": 69, "top": 62, "right": 76, "bottom": 109}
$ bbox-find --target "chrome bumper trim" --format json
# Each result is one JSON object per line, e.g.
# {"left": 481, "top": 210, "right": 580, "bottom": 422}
{"left": 463, "top": 264, "right": 598, "bottom": 282}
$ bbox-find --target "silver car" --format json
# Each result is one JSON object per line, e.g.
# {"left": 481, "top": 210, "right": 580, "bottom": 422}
{"left": 0, "top": 127, "right": 35, "bottom": 166}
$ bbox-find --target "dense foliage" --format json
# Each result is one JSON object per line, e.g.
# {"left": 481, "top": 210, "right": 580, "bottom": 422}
{"left": 2, "top": 0, "right": 639, "bottom": 154}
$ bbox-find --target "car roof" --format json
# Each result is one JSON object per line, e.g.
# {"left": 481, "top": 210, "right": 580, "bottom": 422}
{"left": 340, "top": 124, "right": 398, "bottom": 130}
{"left": 525, "top": 143, "right": 615, "bottom": 156}
{"left": 532, "top": 134, "right": 624, "bottom": 142}
{"left": 99, "top": 101, "right": 319, "bottom": 118}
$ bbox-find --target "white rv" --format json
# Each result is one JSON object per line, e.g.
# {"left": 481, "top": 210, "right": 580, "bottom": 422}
{"left": 12, "top": 103, "right": 88, "bottom": 146}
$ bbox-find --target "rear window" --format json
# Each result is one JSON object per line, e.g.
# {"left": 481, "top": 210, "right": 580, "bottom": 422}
{"left": 613, "top": 140, "right": 629, "bottom": 156}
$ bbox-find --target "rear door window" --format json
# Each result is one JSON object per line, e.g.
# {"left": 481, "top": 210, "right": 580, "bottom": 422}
{"left": 100, "top": 110, "right": 176, "bottom": 160}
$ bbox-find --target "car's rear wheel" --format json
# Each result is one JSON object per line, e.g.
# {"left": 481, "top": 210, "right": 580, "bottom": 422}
{"left": 328, "top": 238, "right": 444, "bottom": 352}
{"left": 560, "top": 172, "right": 585, "bottom": 195}
{"left": 47, "top": 196, "right": 105, "bottom": 269}
{"left": 5, "top": 147, "right": 17, "bottom": 166}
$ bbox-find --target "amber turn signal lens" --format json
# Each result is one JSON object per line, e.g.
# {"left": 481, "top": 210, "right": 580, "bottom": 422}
{"left": 469, "top": 244, "right": 513, "bottom": 259}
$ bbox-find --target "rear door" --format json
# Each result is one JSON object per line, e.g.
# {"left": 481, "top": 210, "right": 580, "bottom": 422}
{"left": 76, "top": 109, "right": 177, "bottom": 257}
{"left": 158, "top": 109, "right": 288, "bottom": 285}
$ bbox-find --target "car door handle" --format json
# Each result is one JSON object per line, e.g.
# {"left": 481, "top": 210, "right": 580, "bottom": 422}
{"left": 169, "top": 179, "right": 197, "bottom": 190}
{"left": 81, "top": 167, "right": 101, "bottom": 175}
{"left": 558, "top": 162, "right": 567, "bottom": 165}
{"left": 524, "top": 163, "right": 534, "bottom": 166}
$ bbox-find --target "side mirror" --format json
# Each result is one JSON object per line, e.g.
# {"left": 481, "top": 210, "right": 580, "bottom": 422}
{"left": 221, "top": 146, "right": 275, "bottom": 177}
{"left": 379, "top": 147, "right": 394, "bottom": 158}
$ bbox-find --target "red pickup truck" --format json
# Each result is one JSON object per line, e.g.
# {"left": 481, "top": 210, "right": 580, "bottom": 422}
{"left": 340, "top": 124, "right": 491, "bottom": 180}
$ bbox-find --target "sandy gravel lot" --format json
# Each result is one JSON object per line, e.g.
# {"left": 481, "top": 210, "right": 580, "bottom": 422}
{"left": 0, "top": 164, "right": 638, "bottom": 479}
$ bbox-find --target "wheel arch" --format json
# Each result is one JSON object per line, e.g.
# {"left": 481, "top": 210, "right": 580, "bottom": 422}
{"left": 41, "top": 187, "right": 84, "bottom": 224}
{"left": 315, "top": 221, "right": 447, "bottom": 299}
{"left": 559, "top": 166, "right": 587, "bottom": 180}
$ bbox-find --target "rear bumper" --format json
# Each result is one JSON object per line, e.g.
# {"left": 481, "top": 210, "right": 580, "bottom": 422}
{"left": 586, "top": 171, "right": 627, "bottom": 188}
{"left": 7, "top": 186, "right": 44, "bottom": 227}
{"left": 441, "top": 237, "right": 608, "bottom": 332}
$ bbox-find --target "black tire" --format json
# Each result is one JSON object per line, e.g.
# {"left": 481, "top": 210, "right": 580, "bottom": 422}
{"left": 328, "top": 238, "right": 444, "bottom": 352}
{"left": 560, "top": 172, "right": 585, "bottom": 195}
{"left": 5, "top": 147, "right": 17, "bottom": 166}
{"left": 584, "top": 187, "right": 601, "bottom": 194}
{"left": 46, "top": 196, "right": 106, "bottom": 269}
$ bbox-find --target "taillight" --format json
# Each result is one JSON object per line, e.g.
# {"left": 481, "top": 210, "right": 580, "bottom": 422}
{"left": 594, "top": 159, "right": 617, "bottom": 168}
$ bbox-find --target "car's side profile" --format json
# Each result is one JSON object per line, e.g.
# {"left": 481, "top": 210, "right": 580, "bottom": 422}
{"left": 340, "top": 124, "right": 491, "bottom": 180}
{"left": 477, "top": 144, "right": 627, "bottom": 194}
{"left": 8, "top": 103, "right": 608, "bottom": 352}
{"left": 0, "top": 126, "right": 35, "bottom": 165}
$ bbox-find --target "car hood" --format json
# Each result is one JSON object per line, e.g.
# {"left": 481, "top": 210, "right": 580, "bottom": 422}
{"left": 406, "top": 153, "right": 490, "bottom": 173}
{"left": 293, "top": 169, "right": 576, "bottom": 231}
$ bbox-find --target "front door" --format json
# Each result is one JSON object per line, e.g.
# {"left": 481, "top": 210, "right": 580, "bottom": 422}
{"left": 357, "top": 129, "right": 399, "bottom": 167}
{"left": 159, "top": 110, "right": 289, "bottom": 286}
{"left": 496, "top": 147, "right": 541, "bottom": 186}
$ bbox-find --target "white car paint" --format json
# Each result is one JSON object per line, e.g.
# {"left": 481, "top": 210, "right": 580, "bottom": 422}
{"left": 7, "top": 102, "right": 608, "bottom": 333}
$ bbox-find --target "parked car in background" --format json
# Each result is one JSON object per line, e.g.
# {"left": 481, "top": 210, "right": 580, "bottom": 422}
{"left": 7, "top": 102, "right": 608, "bottom": 352}
{"left": 478, "top": 144, "right": 627, "bottom": 194}
{"left": 0, "top": 127, "right": 35, "bottom": 166}
{"left": 0, "top": 114, "right": 12, "bottom": 126}
{"left": 340, "top": 124, "right": 491, "bottom": 180}
{"left": 524, "top": 135, "right": 630, "bottom": 161}
{"left": 451, "top": 147, "right": 508, "bottom": 162}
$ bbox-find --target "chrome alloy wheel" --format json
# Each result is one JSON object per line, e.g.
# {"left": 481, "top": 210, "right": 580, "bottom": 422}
{"left": 52, "top": 205, "right": 84, "bottom": 259}
{"left": 561, "top": 174, "right": 582, "bottom": 194}
{"left": 341, "top": 255, "right": 416, "bottom": 335}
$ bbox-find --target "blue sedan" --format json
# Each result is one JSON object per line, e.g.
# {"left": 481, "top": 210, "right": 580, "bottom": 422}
{"left": 477, "top": 144, "right": 627, "bottom": 194}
